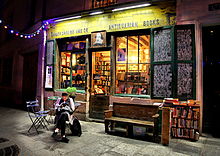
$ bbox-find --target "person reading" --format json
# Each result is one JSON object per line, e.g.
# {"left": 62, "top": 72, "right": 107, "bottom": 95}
{"left": 52, "top": 93, "right": 75, "bottom": 143}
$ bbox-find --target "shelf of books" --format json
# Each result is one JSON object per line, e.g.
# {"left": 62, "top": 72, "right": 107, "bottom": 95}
{"left": 165, "top": 99, "right": 200, "bottom": 141}
{"left": 92, "top": 51, "right": 111, "bottom": 95}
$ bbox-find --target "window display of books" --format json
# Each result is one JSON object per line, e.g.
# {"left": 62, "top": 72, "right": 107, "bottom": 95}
{"left": 60, "top": 40, "right": 86, "bottom": 89}
{"left": 170, "top": 100, "right": 200, "bottom": 140}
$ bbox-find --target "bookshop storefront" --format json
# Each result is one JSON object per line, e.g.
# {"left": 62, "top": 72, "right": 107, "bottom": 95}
{"left": 44, "top": 1, "right": 196, "bottom": 120}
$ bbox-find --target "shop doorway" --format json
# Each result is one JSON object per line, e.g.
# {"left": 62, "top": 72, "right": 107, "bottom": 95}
{"left": 203, "top": 25, "right": 220, "bottom": 137}
{"left": 89, "top": 51, "right": 111, "bottom": 119}
{"left": 22, "top": 52, "right": 38, "bottom": 109}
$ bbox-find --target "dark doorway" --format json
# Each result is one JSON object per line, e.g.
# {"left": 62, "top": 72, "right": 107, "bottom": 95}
{"left": 22, "top": 52, "right": 38, "bottom": 109}
{"left": 203, "top": 25, "right": 220, "bottom": 137}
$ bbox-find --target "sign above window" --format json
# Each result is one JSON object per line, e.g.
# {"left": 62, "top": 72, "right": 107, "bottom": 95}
{"left": 48, "top": 2, "right": 175, "bottom": 39}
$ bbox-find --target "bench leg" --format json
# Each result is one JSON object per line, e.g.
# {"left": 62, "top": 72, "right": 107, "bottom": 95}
{"left": 110, "top": 121, "right": 115, "bottom": 131}
{"left": 105, "top": 120, "right": 109, "bottom": 133}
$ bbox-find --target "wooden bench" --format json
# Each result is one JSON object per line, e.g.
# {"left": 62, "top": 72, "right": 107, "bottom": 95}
{"left": 104, "top": 102, "right": 159, "bottom": 141}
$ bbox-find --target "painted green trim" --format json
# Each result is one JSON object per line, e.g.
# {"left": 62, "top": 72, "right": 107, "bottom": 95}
{"left": 114, "top": 94, "right": 151, "bottom": 98}
{"left": 54, "top": 89, "right": 86, "bottom": 94}
{"left": 150, "top": 26, "right": 174, "bottom": 99}
{"left": 171, "top": 26, "right": 176, "bottom": 98}
{"left": 174, "top": 24, "right": 196, "bottom": 100}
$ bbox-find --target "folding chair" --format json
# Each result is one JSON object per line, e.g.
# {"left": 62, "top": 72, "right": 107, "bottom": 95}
{"left": 26, "top": 100, "right": 49, "bottom": 134}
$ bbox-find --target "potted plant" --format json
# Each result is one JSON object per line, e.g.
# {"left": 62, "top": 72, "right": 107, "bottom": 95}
{"left": 66, "top": 87, "right": 77, "bottom": 101}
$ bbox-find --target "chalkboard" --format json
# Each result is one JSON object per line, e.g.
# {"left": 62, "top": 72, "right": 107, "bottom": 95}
{"left": 46, "top": 41, "right": 54, "bottom": 65}
{"left": 153, "top": 29, "right": 172, "bottom": 62}
{"left": 153, "top": 64, "right": 172, "bottom": 97}
{"left": 177, "top": 63, "right": 193, "bottom": 98}
{"left": 176, "top": 29, "right": 193, "bottom": 61}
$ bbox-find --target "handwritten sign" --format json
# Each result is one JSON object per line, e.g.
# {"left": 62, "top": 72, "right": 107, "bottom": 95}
{"left": 177, "top": 63, "right": 193, "bottom": 98}
{"left": 176, "top": 29, "right": 192, "bottom": 61}
{"left": 153, "top": 64, "right": 172, "bottom": 97}
{"left": 153, "top": 29, "right": 172, "bottom": 62}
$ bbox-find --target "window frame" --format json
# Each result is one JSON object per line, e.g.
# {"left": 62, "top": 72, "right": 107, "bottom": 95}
{"left": 150, "top": 25, "right": 196, "bottom": 100}
{"left": 115, "top": 33, "right": 151, "bottom": 96}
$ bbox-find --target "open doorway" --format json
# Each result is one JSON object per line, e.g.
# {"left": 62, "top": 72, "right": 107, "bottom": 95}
{"left": 203, "top": 25, "right": 220, "bottom": 137}
{"left": 22, "top": 52, "right": 38, "bottom": 109}
{"left": 89, "top": 50, "right": 111, "bottom": 119}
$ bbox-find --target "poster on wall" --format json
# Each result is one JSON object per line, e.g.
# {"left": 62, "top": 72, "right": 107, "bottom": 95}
{"left": 91, "top": 31, "right": 106, "bottom": 48}
{"left": 46, "top": 41, "right": 54, "bottom": 65}
{"left": 117, "top": 48, "right": 126, "bottom": 61}
{"left": 45, "top": 66, "right": 53, "bottom": 89}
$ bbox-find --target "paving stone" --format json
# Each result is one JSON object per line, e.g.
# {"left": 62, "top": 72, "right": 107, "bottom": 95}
{"left": 138, "top": 144, "right": 172, "bottom": 156}
{"left": 78, "top": 143, "right": 112, "bottom": 156}
{"left": 1, "top": 107, "right": 220, "bottom": 156}
{"left": 100, "top": 151, "right": 124, "bottom": 156}
{"left": 110, "top": 142, "right": 143, "bottom": 156}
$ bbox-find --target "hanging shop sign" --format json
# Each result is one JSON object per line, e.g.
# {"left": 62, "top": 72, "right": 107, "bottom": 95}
{"left": 48, "top": 4, "right": 175, "bottom": 39}
{"left": 91, "top": 31, "right": 107, "bottom": 48}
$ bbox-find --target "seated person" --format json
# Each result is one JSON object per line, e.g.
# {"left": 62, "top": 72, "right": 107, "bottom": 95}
{"left": 52, "top": 93, "right": 75, "bottom": 143}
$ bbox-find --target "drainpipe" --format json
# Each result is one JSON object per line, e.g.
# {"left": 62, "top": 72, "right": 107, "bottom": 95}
{"left": 40, "top": 30, "right": 46, "bottom": 110}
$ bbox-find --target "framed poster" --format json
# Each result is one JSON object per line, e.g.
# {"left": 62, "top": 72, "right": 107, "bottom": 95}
{"left": 46, "top": 41, "right": 54, "bottom": 65}
{"left": 117, "top": 48, "right": 126, "bottom": 61}
{"left": 91, "top": 31, "right": 106, "bottom": 48}
{"left": 45, "top": 66, "right": 53, "bottom": 89}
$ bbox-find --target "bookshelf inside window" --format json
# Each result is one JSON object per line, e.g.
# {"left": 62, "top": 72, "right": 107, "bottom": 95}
{"left": 170, "top": 104, "right": 200, "bottom": 140}
{"left": 92, "top": 51, "right": 111, "bottom": 95}
{"left": 60, "top": 40, "right": 86, "bottom": 89}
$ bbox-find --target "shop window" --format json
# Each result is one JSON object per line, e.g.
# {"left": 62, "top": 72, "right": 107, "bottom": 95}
{"left": 116, "top": 35, "right": 150, "bottom": 95}
{"left": 92, "top": 51, "right": 111, "bottom": 95}
{"left": 92, "top": 0, "right": 117, "bottom": 9}
{"left": 60, "top": 41, "right": 86, "bottom": 89}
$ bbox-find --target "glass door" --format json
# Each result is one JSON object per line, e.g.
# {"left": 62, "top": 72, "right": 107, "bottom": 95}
{"left": 91, "top": 51, "right": 111, "bottom": 95}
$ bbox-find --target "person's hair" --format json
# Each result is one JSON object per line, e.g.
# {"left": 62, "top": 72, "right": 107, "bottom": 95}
{"left": 62, "top": 93, "right": 68, "bottom": 96}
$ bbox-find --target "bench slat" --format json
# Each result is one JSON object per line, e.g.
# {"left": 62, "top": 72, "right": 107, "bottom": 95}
{"left": 105, "top": 117, "right": 154, "bottom": 126}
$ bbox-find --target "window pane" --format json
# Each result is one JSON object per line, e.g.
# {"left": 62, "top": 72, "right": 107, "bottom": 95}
{"left": 139, "top": 64, "right": 151, "bottom": 95}
{"left": 60, "top": 52, "right": 71, "bottom": 88}
{"left": 115, "top": 35, "right": 151, "bottom": 96}
{"left": 128, "top": 36, "right": 138, "bottom": 63}
{"left": 116, "top": 37, "right": 127, "bottom": 64}
{"left": 139, "top": 35, "right": 150, "bottom": 63}
{"left": 72, "top": 53, "right": 86, "bottom": 89}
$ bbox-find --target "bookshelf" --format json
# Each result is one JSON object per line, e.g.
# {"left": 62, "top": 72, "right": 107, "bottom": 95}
{"left": 170, "top": 101, "right": 200, "bottom": 140}
{"left": 92, "top": 51, "right": 111, "bottom": 94}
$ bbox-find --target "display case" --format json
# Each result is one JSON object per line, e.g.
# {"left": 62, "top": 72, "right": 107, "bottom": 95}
{"left": 170, "top": 100, "right": 200, "bottom": 140}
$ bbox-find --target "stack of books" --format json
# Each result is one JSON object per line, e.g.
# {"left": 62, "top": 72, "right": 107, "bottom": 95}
{"left": 169, "top": 99, "right": 200, "bottom": 140}
{"left": 163, "top": 98, "right": 179, "bottom": 107}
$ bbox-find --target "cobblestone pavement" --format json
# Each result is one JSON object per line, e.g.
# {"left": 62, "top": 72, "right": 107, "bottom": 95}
{"left": 0, "top": 107, "right": 220, "bottom": 156}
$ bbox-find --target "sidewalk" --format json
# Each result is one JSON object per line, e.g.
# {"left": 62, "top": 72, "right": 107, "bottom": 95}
{"left": 0, "top": 107, "right": 220, "bottom": 156}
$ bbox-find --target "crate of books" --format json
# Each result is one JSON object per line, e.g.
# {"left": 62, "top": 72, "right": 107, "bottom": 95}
{"left": 170, "top": 100, "right": 200, "bottom": 141}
